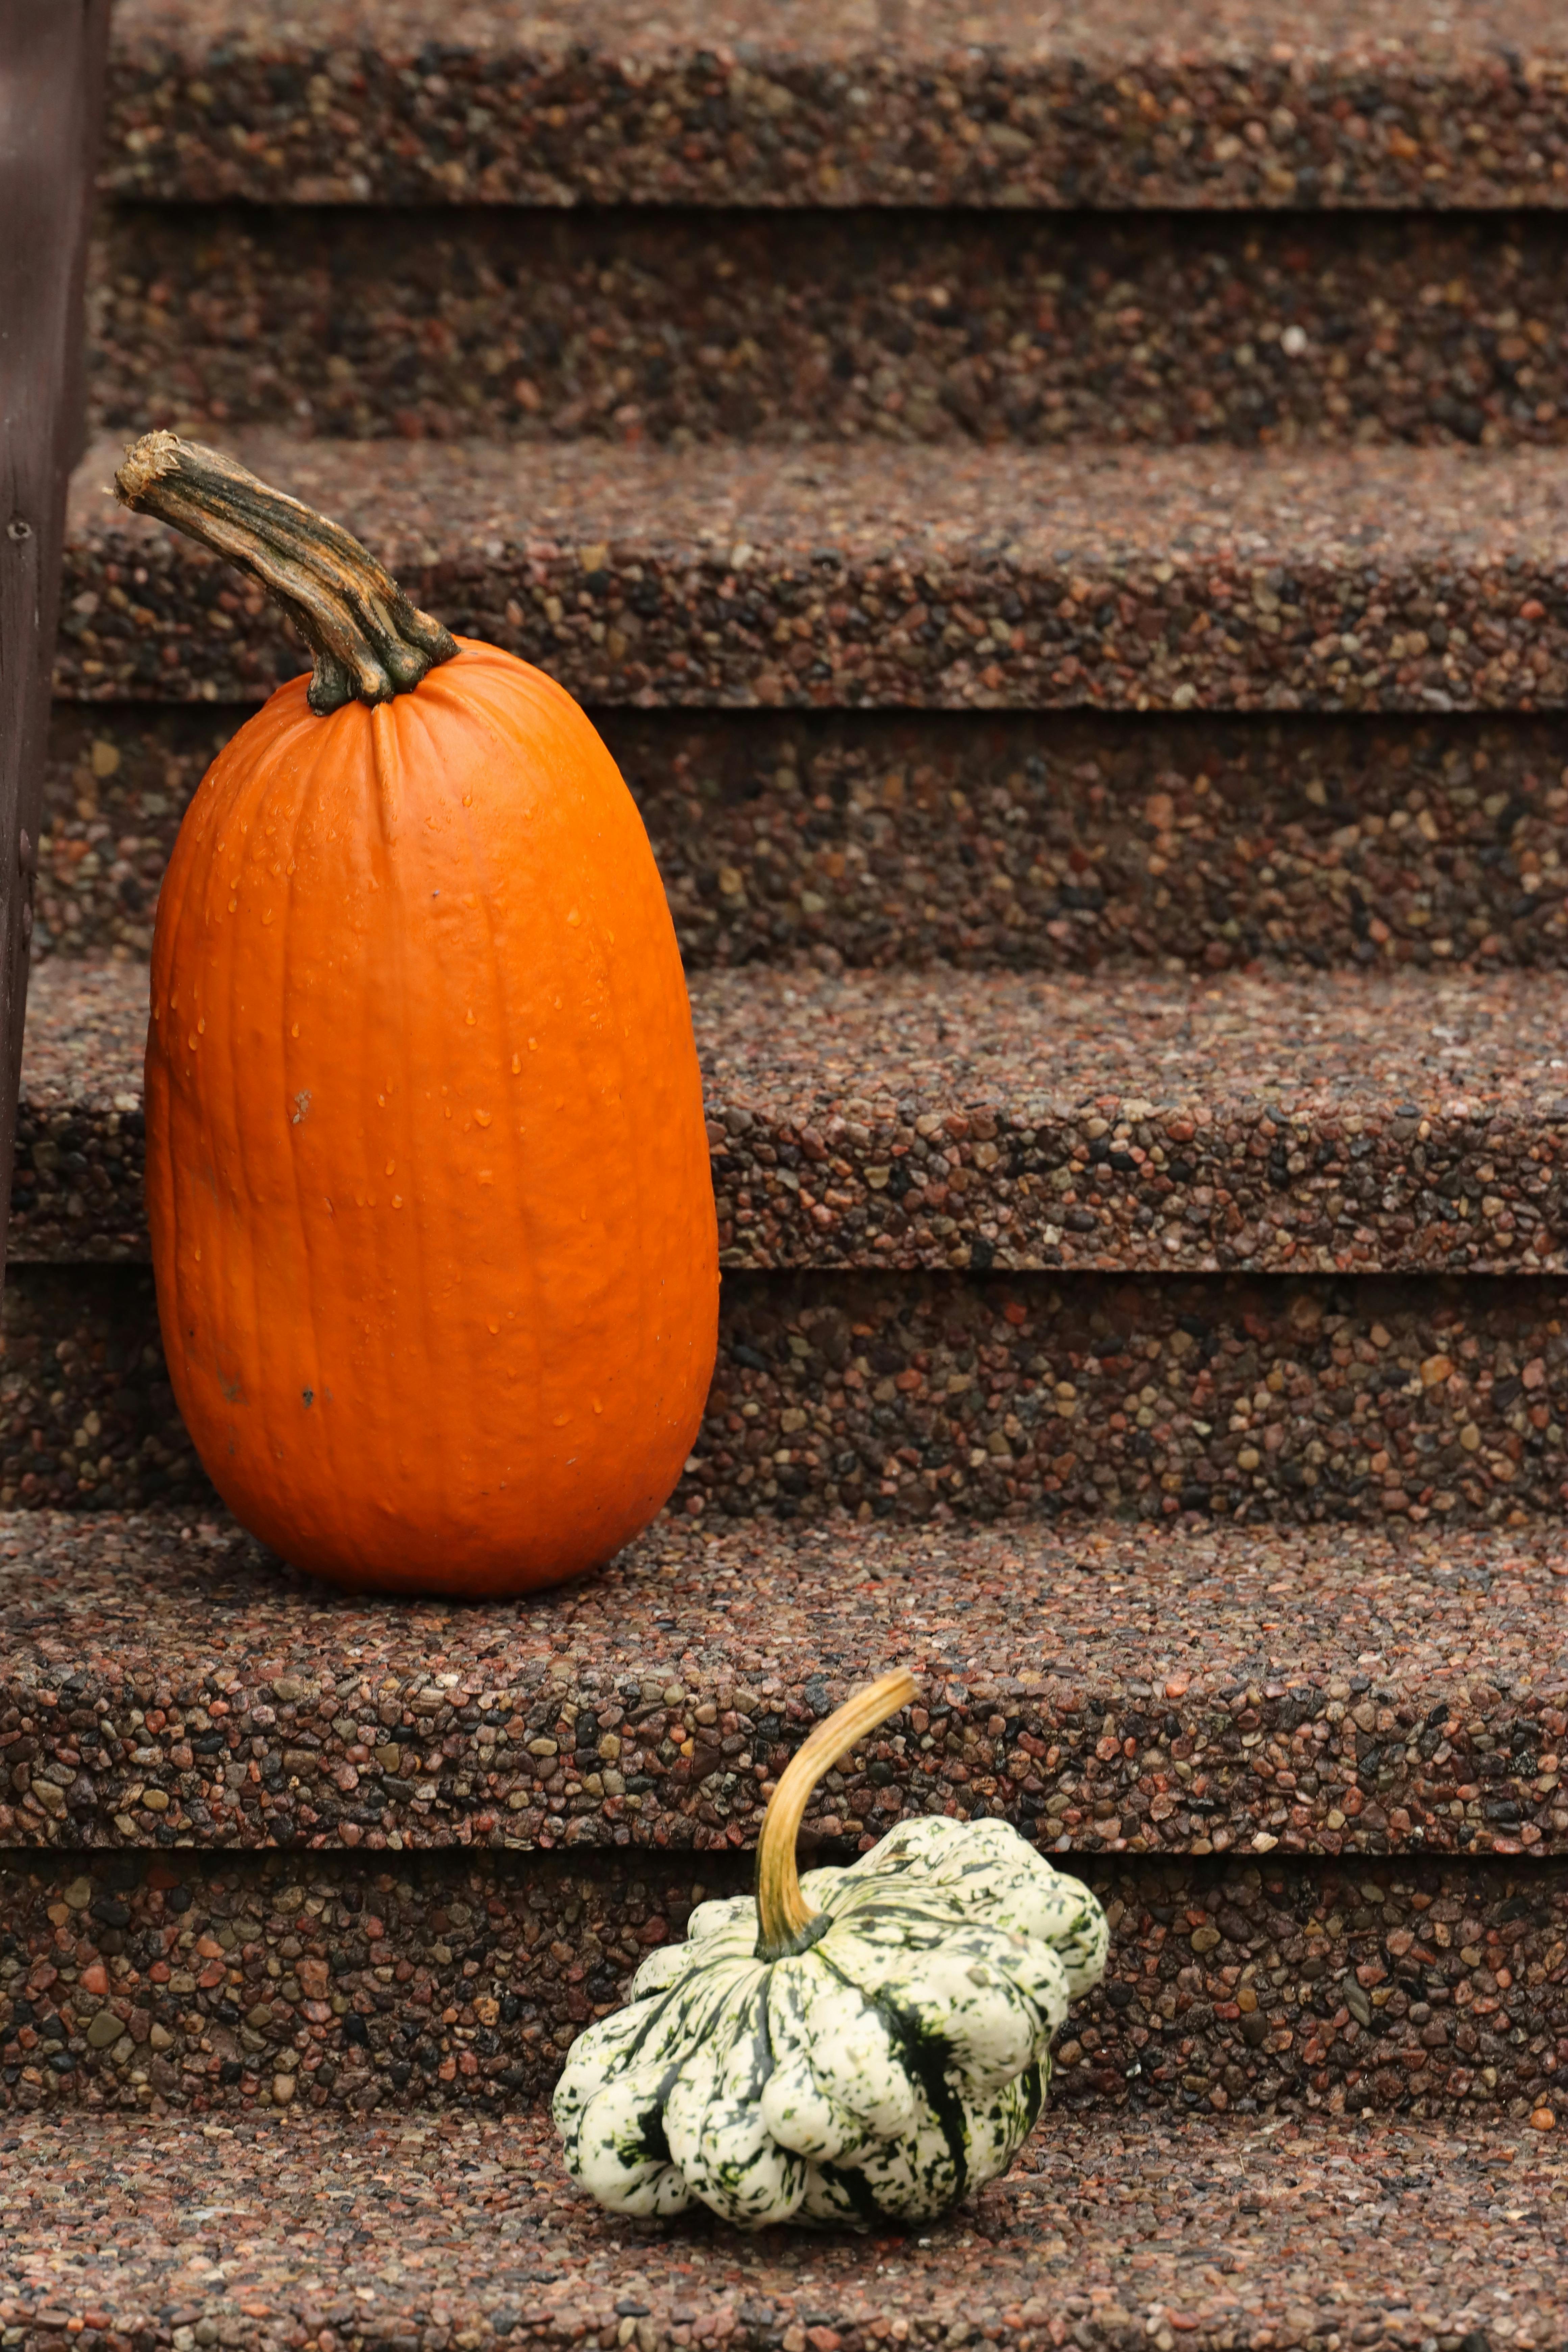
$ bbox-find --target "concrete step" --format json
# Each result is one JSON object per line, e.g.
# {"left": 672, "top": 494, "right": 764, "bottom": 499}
{"left": 41, "top": 703, "right": 1568, "bottom": 976}
{"left": 5, "top": 1837, "right": 1564, "bottom": 2125}
{"left": 87, "top": 204, "right": 1568, "bottom": 455}
{"left": 1, "top": 1505, "right": 1564, "bottom": 1858}
{"left": 15, "top": 958, "right": 1568, "bottom": 1277}
{"left": 3, "top": 1255, "right": 1565, "bottom": 1526}
{"left": 1, "top": 2103, "right": 1565, "bottom": 2351}
{"left": 104, "top": 0, "right": 1568, "bottom": 211}
{"left": 58, "top": 433, "right": 1568, "bottom": 715}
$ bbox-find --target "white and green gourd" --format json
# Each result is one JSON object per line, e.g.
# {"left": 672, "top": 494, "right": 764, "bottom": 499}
{"left": 554, "top": 1669, "right": 1108, "bottom": 2229}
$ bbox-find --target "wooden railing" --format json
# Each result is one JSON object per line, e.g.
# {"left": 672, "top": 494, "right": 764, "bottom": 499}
{"left": 0, "top": 0, "right": 110, "bottom": 1282}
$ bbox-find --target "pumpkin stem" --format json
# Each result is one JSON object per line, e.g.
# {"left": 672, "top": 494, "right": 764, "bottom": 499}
{"left": 114, "top": 432, "right": 460, "bottom": 715}
{"left": 754, "top": 1668, "right": 918, "bottom": 1963}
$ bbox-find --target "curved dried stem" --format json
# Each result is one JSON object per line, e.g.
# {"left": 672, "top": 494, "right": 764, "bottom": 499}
{"left": 754, "top": 1669, "right": 918, "bottom": 1962}
{"left": 115, "top": 433, "right": 458, "bottom": 715}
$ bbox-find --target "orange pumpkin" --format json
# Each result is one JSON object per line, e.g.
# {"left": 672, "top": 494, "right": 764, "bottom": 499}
{"left": 117, "top": 434, "right": 717, "bottom": 1596}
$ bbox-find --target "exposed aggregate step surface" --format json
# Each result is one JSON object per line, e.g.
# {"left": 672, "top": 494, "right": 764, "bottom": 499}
{"left": 56, "top": 434, "right": 1568, "bottom": 715}
{"left": 105, "top": 0, "right": 1568, "bottom": 210}
{"left": 2, "top": 2107, "right": 1566, "bottom": 2352}
{"left": 86, "top": 206, "right": 1568, "bottom": 456}
{"left": 4, "top": 1260, "right": 1566, "bottom": 1529}
{"left": 1, "top": 1509, "right": 1564, "bottom": 1859}
{"left": 41, "top": 705, "right": 1568, "bottom": 977}
{"left": 17, "top": 958, "right": 1568, "bottom": 1277}
{"left": 4, "top": 1844, "right": 1566, "bottom": 2125}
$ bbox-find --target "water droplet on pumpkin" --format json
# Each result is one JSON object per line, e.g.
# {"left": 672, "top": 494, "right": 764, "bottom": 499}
{"left": 193, "top": 1247, "right": 201, "bottom": 1263}
{"left": 291, "top": 1023, "right": 299, "bottom": 1038}
{"left": 511, "top": 1054, "right": 521, "bottom": 1074}
{"left": 228, "top": 898, "right": 237, "bottom": 913}
{"left": 487, "top": 1320, "right": 499, "bottom": 1334}
{"left": 528, "top": 1038, "right": 537, "bottom": 1051}
{"left": 187, "top": 1034, "right": 198, "bottom": 1051}
{"left": 385, "top": 1161, "right": 395, "bottom": 1176}
{"left": 466, "top": 1010, "right": 475, "bottom": 1026}
{"left": 474, "top": 1110, "right": 491, "bottom": 1128}
{"left": 566, "top": 908, "right": 581, "bottom": 926}
{"left": 392, "top": 1195, "right": 403, "bottom": 1208}
{"left": 592, "top": 1397, "right": 603, "bottom": 1414}
{"left": 262, "top": 909, "right": 273, "bottom": 925}
{"left": 477, "top": 1170, "right": 493, "bottom": 1184}
{"left": 197, "top": 1018, "right": 205, "bottom": 1034}
{"left": 553, "top": 1413, "right": 569, "bottom": 1426}
{"left": 462, "top": 793, "right": 473, "bottom": 806}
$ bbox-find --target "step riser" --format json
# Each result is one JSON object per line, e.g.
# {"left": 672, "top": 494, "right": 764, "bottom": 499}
{"left": 4, "top": 1264, "right": 1563, "bottom": 1531}
{"left": 58, "top": 433, "right": 1568, "bottom": 715}
{"left": 88, "top": 206, "right": 1568, "bottom": 455}
{"left": 100, "top": 22, "right": 1568, "bottom": 212}
{"left": 42, "top": 706, "right": 1568, "bottom": 976}
{"left": 3, "top": 1849, "right": 1563, "bottom": 2124}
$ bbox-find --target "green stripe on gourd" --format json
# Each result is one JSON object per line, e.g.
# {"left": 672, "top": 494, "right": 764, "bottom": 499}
{"left": 554, "top": 1669, "right": 1108, "bottom": 2230}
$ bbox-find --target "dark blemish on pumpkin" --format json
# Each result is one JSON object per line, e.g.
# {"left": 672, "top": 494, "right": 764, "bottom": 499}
{"left": 818, "top": 2156, "right": 884, "bottom": 2224}
{"left": 292, "top": 1091, "right": 311, "bottom": 1124}
{"left": 750, "top": 1978, "right": 777, "bottom": 2096}
{"left": 219, "top": 1373, "right": 243, "bottom": 1403}
{"left": 302, "top": 1388, "right": 314, "bottom": 1407}
{"left": 863, "top": 1984, "right": 969, "bottom": 2199}
{"left": 1019, "top": 2058, "right": 1045, "bottom": 2136}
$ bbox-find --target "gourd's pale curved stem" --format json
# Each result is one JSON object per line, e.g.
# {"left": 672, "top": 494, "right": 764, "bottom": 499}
{"left": 114, "top": 432, "right": 459, "bottom": 715}
{"left": 754, "top": 1669, "right": 918, "bottom": 1962}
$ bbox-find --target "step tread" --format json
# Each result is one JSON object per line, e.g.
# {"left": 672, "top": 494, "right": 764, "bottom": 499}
{"left": 1, "top": 2106, "right": 1562, "bottom": 2349}
{"left": 17, "top": 957, "right": 1568, "bottom": 1274}
{"left": 60, "top": 433, "right": 1568, "bottom": 713}
{"left": 1, "top": 1506, "right": 1563, "bottom": 1857}
{"left": 105, "top": 0, "right": 1568, "bottom": 211}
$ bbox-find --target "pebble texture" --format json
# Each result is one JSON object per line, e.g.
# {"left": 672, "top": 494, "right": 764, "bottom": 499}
{"left": 85, "top": 206, "right": 1568, "bottom": 454}
{"left": 55, "top": 434, "right": 1568, "bottom": 714}
{"left": 18, "top": 957, "right": 1568, "bottom": 1276}
{"left": 39, "top": 706, "right": 1568, "bottom": 975}
{"left": 3, "top": 1847, "right": 1566, "bottom": 2125}
{"left": 0, "top": 1268, "right": 208, "bottom": 1517}
{"left": 699, "top": 970, "right": 1568, "bottom": 1276}
{"left": 2, "top": 2107, "right": 1566, "bottom": 2352}
{"left": 103, "top": 0, "right": 1568, "bottom": 209}
{"left": 2, "top": 1508, "right": 1566, "bottom": 1858}
{"left": 699, "top": 1271, "right": 1568, "bottom": 1527}
{"left": 3, "top": 1261, "right": 1565, "bottom": 1527}
{"left": 13, "top": 967, "right": 147, "bottom": 1263}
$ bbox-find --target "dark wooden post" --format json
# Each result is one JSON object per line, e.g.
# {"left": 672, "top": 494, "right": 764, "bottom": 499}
{"left": 0, "top": 0, "right": 110, "bottom": 1280}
